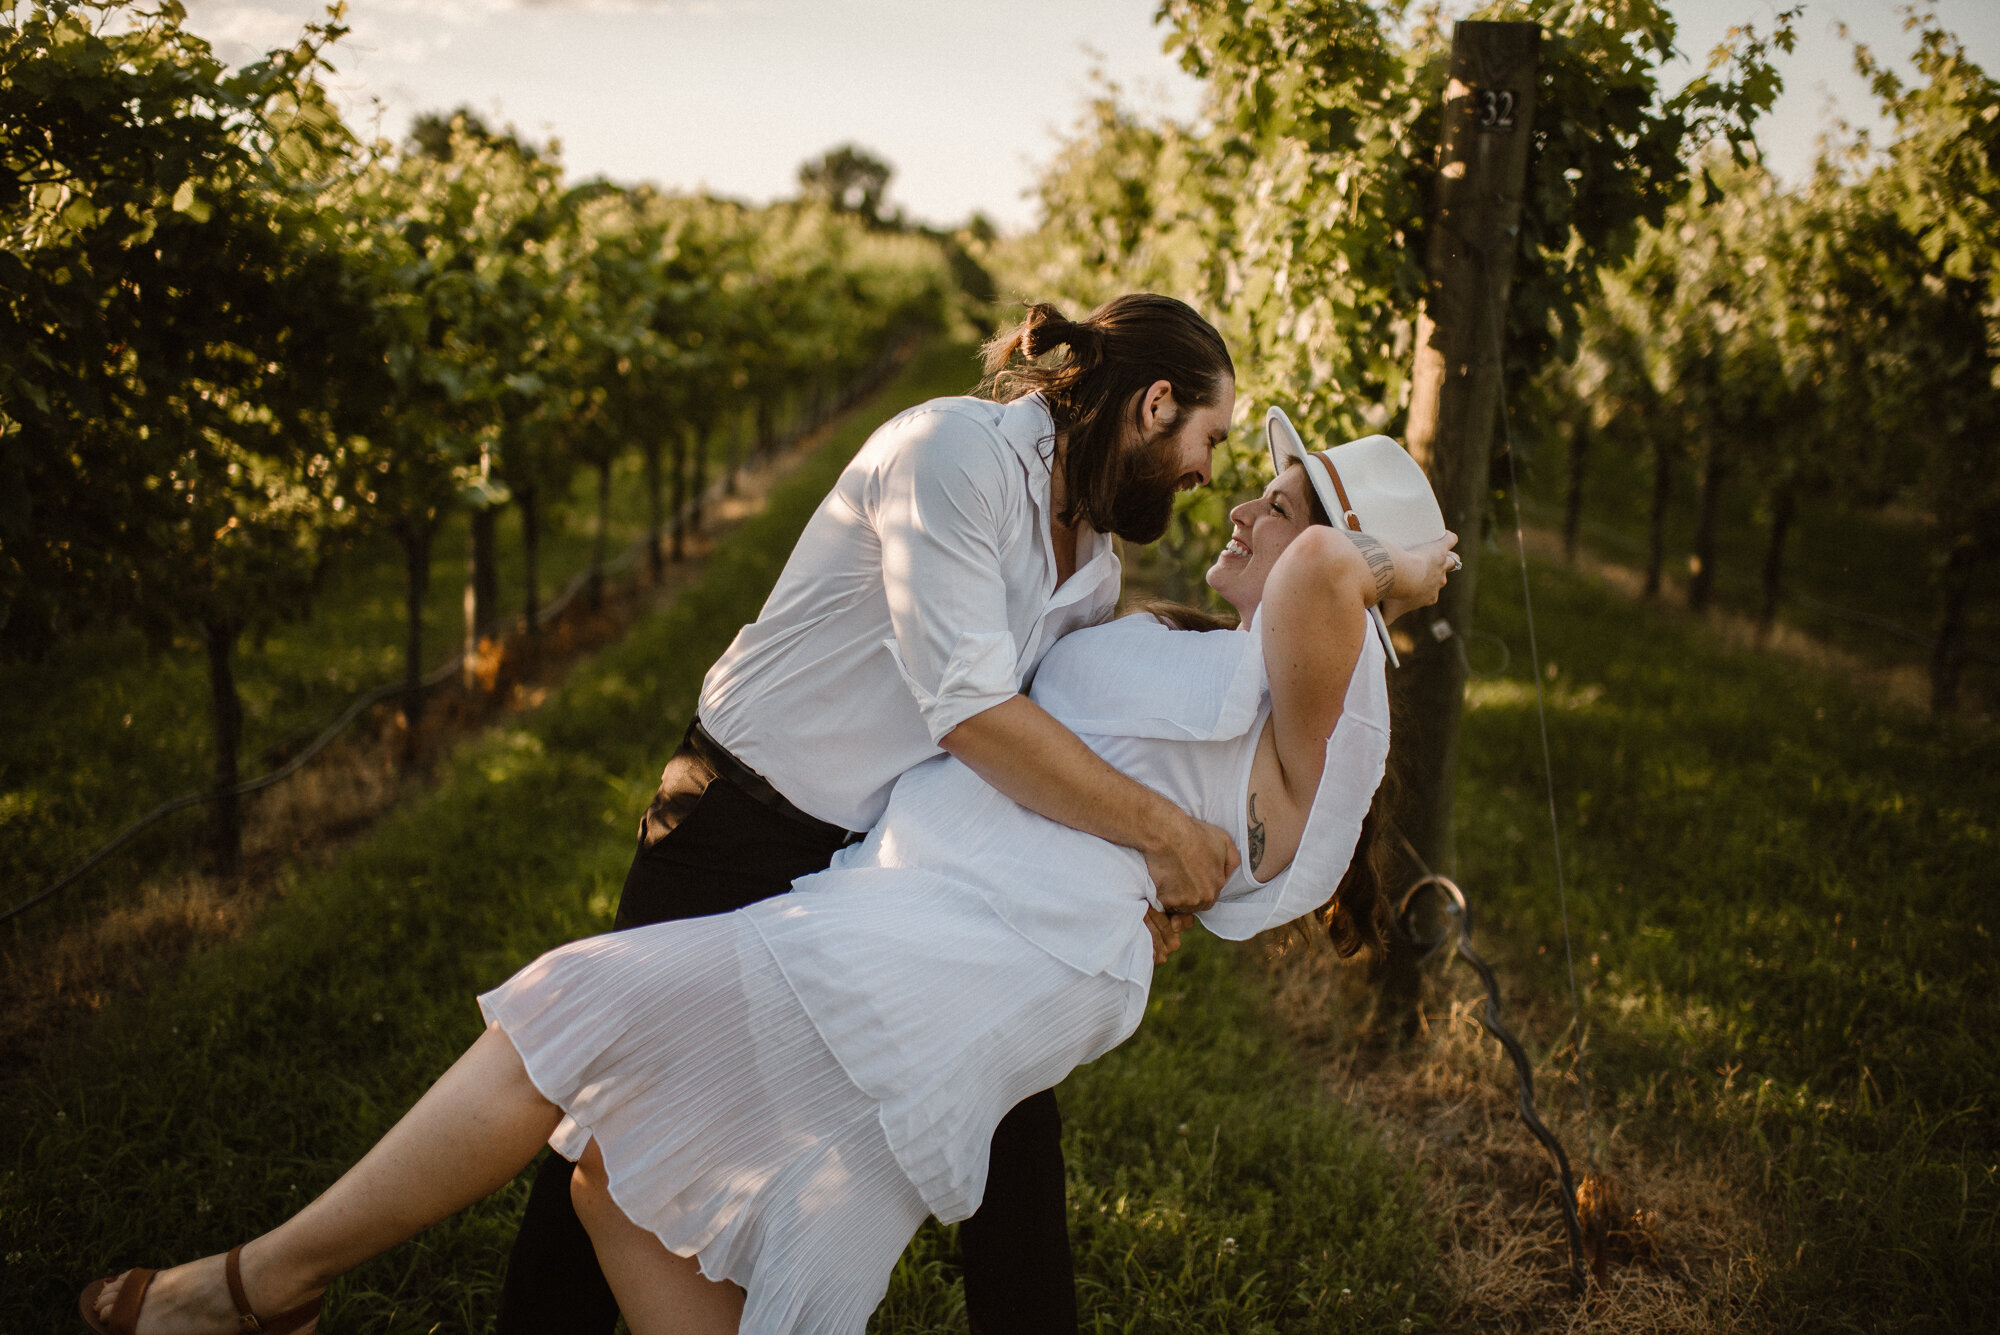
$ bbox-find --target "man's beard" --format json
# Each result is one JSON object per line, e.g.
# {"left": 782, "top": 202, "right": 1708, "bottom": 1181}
{"left": 1106, "top": 427, "right": 1185, "bottom": 544}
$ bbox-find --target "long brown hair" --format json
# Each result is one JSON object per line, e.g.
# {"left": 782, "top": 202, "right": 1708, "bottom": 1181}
{"left": 1318, "top": 793, "right": 1393, "bottom": 960}
{"left": 980, "top": 295, "right": 1234, "bottom": 533}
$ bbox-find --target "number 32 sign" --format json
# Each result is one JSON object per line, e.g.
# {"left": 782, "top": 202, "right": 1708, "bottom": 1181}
{"left": 1475, "top": 88, "right": 1518, "bottom": 131}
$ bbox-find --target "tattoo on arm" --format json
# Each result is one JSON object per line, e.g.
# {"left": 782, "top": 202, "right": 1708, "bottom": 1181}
{"left": 1247, "top": 791, "right": 1266, "bottom": 874}
{"left": 1347, "top": 532, "right": 1398, "bottom": 601}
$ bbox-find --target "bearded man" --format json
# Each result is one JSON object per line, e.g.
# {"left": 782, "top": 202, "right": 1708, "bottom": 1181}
{"left": 496, "top": 293, "right": 1240, "bottom": 1335}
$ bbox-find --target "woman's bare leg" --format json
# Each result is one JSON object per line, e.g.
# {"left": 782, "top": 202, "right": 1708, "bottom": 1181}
{"left": 91, "top": 1024, "right": 561, "bottom": 1332}
{"left": 571, "top": 1138, "right": 744, "bottom": 1335}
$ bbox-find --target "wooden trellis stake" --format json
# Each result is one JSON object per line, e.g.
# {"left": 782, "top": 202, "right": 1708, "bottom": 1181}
{"left": 1387, "top": 19, "right": 1542, "bottom": 968}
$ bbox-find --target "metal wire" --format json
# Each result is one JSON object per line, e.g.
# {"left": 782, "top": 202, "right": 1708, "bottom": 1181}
{"left": 1479, "top": 238, "right": 1598, "bottom": 1169}
{"left": 1393, "top": 853, "right": 1588, "bottom": 1295}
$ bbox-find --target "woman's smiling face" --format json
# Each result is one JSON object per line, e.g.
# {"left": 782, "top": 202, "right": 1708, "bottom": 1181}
{"left": 1205, "top": 462, "right": 1318, "bottom": 619}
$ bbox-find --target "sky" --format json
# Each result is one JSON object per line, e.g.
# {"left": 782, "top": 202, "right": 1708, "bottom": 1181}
{"left": 180, "top": 0, "right": 2000, "bottom": 232}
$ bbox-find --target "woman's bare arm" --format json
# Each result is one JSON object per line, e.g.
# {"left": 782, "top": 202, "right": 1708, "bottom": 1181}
{"left": 1252, "top": 528, "right": 1458, "bottom": 871}
{"left": 1258, "top": 528, "right": 1377, "bottom": 813}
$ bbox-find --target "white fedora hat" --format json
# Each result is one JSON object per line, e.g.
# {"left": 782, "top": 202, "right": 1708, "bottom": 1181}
{"left": 1265, "top": 405, "right": 1447, "bottom": 666}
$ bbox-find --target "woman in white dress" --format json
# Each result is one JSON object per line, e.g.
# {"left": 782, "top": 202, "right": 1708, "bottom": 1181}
{"left": 80, "top": 437, "right": 1457, "bottom": 1335}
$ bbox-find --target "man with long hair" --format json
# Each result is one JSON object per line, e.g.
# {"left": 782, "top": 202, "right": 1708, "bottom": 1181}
{"left": 496, "top": 294, "right": 1240, "bottom": 1335}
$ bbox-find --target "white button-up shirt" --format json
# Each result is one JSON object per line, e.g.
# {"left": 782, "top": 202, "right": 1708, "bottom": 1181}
{"left": 697, "top": 393, "right": 1123, "bottom": 832}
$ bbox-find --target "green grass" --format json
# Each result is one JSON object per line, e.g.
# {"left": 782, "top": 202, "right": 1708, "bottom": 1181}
{"left": 0, "top": 341, "right": 1439, "bottom": 1332}
{"left": 1513, "top": 431, "right": 2000, "bottom": 704}
{"left": 0, "top": 413, "right": 756, "bottom": 927}
{"left": 877, "top": 936, "right": 1433, "bottom": 1334}
{"left": 1453, "top": 536, "right": 2000, "bottom": 1329}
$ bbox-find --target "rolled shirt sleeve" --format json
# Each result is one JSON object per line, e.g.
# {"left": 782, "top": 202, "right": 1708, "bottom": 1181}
{"left": 883, "top": 630, "right": 1019, "bottom": 743}
{"left": 871, "top": 411, "right": 1028, "bottom": 743}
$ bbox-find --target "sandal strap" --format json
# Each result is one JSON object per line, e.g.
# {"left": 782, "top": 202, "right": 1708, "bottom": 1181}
{"left": 225, "top": 1246, "right": 262, "bottom": 1332}
{"left": 224, "top": 1244, "right": 322, "bottom": 1335}
{"left": 107, "top": 1268, "right": 156, "bottom": 1335}
{"left": 261, "top": 1298, "right": 324, "bottom": 1335}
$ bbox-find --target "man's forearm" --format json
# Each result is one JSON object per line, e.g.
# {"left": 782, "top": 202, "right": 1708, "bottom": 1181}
{"left": 943, "top": 695, "right": 1238, "bottom": 911}
{"left": 939, "top": 695, "right": 1179, "bottom": 852}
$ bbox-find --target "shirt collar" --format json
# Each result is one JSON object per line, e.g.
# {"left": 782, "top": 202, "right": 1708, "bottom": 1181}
{"left": 997, "top": 392, "right": 1058, "bottom": 484}
{"left": 998, "top": 393, "right": 1116, "bottom": 568}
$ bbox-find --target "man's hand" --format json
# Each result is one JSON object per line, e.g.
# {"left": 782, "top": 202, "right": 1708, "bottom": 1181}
{"left": 1145, "top": 908, "right": 1197, "bottom": 964}
{"left": 1143, "top": 810, "right": 1237, "bottom": 912}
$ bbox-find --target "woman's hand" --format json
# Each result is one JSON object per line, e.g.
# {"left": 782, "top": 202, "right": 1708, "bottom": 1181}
{"left": 1332, "top": 529, "right": 1458, "bottom": 622}
{"left": 1380, "top": 531, "right": 1458, "bottom": 624}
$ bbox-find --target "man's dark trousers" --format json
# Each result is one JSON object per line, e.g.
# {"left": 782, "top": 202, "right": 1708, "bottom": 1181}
{"left": 494, "top": 726, "right": 1078, "bottom": 1334}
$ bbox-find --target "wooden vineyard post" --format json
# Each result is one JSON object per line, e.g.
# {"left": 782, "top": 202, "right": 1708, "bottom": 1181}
{"left": 1382, "top": 21, "right": 1541, "bottom": 1015}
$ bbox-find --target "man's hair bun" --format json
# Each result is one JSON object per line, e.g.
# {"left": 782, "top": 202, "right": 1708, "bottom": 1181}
{"left": 1018, "top": 304, "right": 1098, "bottom": 362}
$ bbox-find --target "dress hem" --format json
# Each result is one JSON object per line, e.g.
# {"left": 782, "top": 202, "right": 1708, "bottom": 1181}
{"left": 476, "top": 998, "right": 751, "bottom": 1293}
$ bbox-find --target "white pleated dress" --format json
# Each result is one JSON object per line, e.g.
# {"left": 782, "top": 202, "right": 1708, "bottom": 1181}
{"left": 479, "top": 613, "right": 1390, "bottom": 1333}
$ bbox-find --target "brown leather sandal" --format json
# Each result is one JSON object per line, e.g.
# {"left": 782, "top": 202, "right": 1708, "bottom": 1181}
{"left": 77, "top": 1244, "right": 322, "bottom": 1334}
{"left": 77, "top": 1266, "right": 153, "bottom": 1335}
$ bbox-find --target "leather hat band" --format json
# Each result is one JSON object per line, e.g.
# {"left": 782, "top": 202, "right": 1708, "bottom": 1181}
{"left": 1305, "top": 453, "right": 1363, "bottom": 532}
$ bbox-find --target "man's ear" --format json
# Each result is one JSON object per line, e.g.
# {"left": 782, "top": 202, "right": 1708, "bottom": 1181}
{"left": 1139, "top": 378, "right": 1178, "bottom": 434}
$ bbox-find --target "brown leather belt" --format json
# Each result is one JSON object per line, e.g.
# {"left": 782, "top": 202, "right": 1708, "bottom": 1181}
{"left": 684, "top": 718, "right": 861, "bottom": 844}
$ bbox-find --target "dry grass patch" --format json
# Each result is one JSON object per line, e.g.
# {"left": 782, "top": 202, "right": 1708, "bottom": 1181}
{"left": 1257, "top": 934, "right": 1776, "bottom": 1333}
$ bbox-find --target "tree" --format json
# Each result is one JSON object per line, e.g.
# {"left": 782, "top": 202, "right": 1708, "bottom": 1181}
{"left": 494, "top": 231, "right": 585, "bottom": 626}
{"left": 333, "top": 120, "right": 566, "bottom": 757}
{"left": 1, "top": 0, "right": 359, "bottom": 870}
{"left": 1732, "top": 173, "right": 1859, "bottom": 636}
{"left": 0, "top": 0, "right": 347, "bottom": 653}
{"left": 797, "top": 143, "right": 892, "bottom": 226}
{"left": 550, "top": 186, "right": 659, "bottom": 607}
{"left": 430, "top": 119, "right": 563, "bottom": 667}
{"left": 1620, "top": 165, "right": 1791, "bottom": 616}
{"left": 1852, "top": 18, "right": 2000, "bottom": 712}
{"left": 1565, "top": 274, "right": 1678, "bottom": 593}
